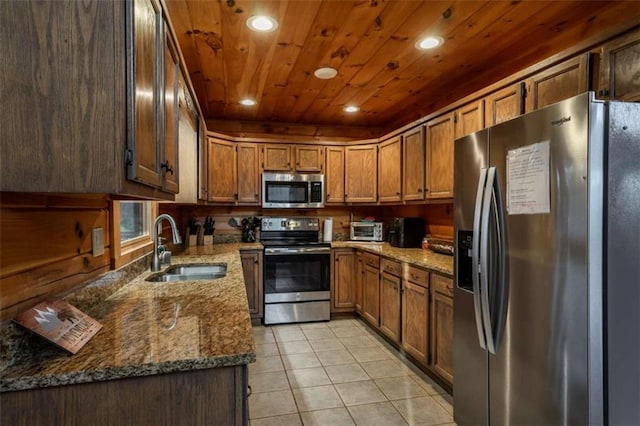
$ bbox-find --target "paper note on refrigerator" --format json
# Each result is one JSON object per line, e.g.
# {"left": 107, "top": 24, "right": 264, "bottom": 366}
{"left": 506, "top": 141, "right": 550, "bottom": 215}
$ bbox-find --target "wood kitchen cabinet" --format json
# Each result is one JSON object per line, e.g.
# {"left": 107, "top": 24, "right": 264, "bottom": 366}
{"left": 525, "top": 54, "right": 590, "bottom": 112}
{"left": 241, "top": 250, "right": 263, "bottom": 321}
{"left": 598, "top": 30, "right": 640, "bottom": 101}
{"left": 331, "top": 249, "right": 356, "bottom": 313}
{"left": 0, "top": 0, "right": 180, "bottom": 199}
{"left": 402, "top": 126, "right": 426, "bottom": 201}
{"left": 207, "top": 138, "right": 237, "bottom": 202}
{"left": 425, "top": 113, "right": 455, "bottom": 199}
{"left": 295, "top": 146, "right": 324, "bottom": 172}
{"left": 355, "top": 252, "right": 363, "bottom": 314}
{"left": 262, "top": 145, "right": 292, "bottom": 171}
{"left": 402, "top": 266, "right": 430, "bottom": 365}
{"left": 455, "top": 100, "right": 485, "bottom": 140}
{"left": 236, "top": 143, "right": 261, "bottom": 204}
{"left": 379, "top": 258, "right": 402, "bottom": 343}
{"left": 162, "top": 23, "right": 180, "bottom": 194}
{"left": 485, "top": 82, "right": 525, "bottom": 126}
{"left": 430, "top": 273, "right": 454, "bottom": 386}
{"left": 345, "top": 144, "right": 378, "bottom": 203}
{"left": 362, "top": 252, "right": 380, "bottom": 326}
{"left": 325, "top": 146, "right": 345, "bottom": 204}
{"left": 378, "top": 136, "right": 402, "bottom": 203}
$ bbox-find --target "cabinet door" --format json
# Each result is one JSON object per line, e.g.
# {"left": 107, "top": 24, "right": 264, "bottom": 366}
{"left": 455, "top": 100, "right": 484, "bottom": 140}
{"left": 296, "top": 146, "right": 323, "bottom": 172}
{"left": 325, "top": 146, "right": 345, "bottom": 203}
{"left": 525, "top": 54, "right": 589, "bottom": 112}
{"left": 378, "top": 136, "right": 402, "bottom": 203}
{"left": 331, "top": 249, "right": 355, "bottom": 312}
{"left": 355, "top": 252, "right": 363, "bottom": 314}
{"left": 362, "top": 264, "right": 380, "bottom": 327}
{"left": 485, "top": 82, "right": 525, "bottom": 126}
{"left": 236, "top": 143, "right": 260, "bottom": 204}
{"left": 198, "top": 118, "right": 208, "bottom": 201}
{"left": 162, "top": 26, "right": 179, "bottom": 194}
{"left": 430, "top": 274, "right": 454, "bottom": 385}
{"left": 402, "top": 280, "right": 429, "bottom": 365}
{"left": 127, "top": 0, "right": 163, "bottom": 189}
{"left": 241, "top": 250, "right": 263, "bottom": 320}
{"left": 425, "top": 113, "right": 454, "bottom": 199}
{"left": 262, "top": 145, "right": 292, "bottom": 171}
{"left": 599, "top": 30, "right": 640, "bottom": 101}
{"left": 403, "top": 126, "right": 425, "bottom": 201}
{"left": 345, "top": 145, "right": 377, "bottom": 203}
{"left": 208, "top": 138, "right": 236, "bottom": 202}
{"left": 379, "top": 272, "right": 401, "bottom": 343}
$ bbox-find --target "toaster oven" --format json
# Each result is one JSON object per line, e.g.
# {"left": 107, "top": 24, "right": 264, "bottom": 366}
{"left": 350, "top": 222, "right": 384, "bottom": 242}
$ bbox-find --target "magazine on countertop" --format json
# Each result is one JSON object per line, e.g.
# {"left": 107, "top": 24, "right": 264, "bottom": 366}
{"left": 13, "top": 300, "right": 102, "bottom": 354}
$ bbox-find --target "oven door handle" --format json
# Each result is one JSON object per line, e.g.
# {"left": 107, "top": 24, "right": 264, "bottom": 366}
{"left": 264, "top": 247, "right": 331, "bottom": 255}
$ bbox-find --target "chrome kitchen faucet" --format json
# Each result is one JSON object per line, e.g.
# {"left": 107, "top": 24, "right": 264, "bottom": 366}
{"left": 151, "top": 214, "right": 182, "bottom": 272}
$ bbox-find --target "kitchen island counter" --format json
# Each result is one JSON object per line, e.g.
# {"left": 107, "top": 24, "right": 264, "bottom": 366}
{"left": 1, "top": 243, "right": 260, "bottom": 393}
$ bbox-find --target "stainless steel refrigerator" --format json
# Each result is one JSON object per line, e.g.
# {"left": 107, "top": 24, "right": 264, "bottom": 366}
{"left": 453, "top": 92, "right": 639, "bottom": 425}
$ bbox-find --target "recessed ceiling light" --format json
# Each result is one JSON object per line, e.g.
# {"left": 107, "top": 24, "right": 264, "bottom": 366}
{"left": 246, "top": 15, "right": 278, "bottom": 32}
{"left": 314, "top": 67, "right": 338, "bottom": 80}
{"left": 344, "top": 105, "right": 359, "bottom": 113}
{"left": 415, "top": 36, "right": 444, "bottom": 50}
{"left": 240, "top": 98, "right": 256, "bottom": 106}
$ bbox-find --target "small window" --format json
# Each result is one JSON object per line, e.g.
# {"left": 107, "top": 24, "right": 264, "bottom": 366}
{"left": 112, "top": 200, "right": 157, "bottom": 268}
{"left": 119, "top": 201, "right": 151, "bottom": 243}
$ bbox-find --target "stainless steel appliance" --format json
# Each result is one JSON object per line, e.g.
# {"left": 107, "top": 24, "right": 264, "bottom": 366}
{"left": 261, "top": 217, "right": 331, "bottom": 324}
{"left": 388, "top": 217, "right": 425, "bottom": 248}
{"left": 262, "top": 173, "right": 324, "bottom": 209}
{"left": 350, "top": 222, "right": 384, "bottom": 241}
{"left": 454, "top": 92, "right": 640, "bottom": 425}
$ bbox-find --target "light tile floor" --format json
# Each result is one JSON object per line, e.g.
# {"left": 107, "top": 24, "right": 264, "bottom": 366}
{"left": 249, "top": 318, "right": 456, "bottom": 426}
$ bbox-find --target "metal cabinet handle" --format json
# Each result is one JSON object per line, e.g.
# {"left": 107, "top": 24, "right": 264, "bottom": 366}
{"left": 161, "top": 161, "right": 174, "bottom": 175}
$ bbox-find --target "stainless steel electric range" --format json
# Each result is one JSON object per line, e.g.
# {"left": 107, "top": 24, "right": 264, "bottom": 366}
{"left": 260, "top": 217, "right": 330, "bottom": 325}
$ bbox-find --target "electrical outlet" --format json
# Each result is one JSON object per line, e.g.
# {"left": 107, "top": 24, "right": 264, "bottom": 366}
{"left": 92, "top": 228, "right": 104, "bottom": 257}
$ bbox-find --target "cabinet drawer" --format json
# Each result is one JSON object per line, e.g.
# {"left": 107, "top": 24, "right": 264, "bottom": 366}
{"left": 380, "top": 258, "right": 402, "bottom": 277}
{"left": 432, "top": 273, "right": 453, "bottom": 297}
{"left": 405, "top": 265, "right": 429, "bottom": 288}
{"left": 363, "top": 252, "right": 380, "bottom": 268}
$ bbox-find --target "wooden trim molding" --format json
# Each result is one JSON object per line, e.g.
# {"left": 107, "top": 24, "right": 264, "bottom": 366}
{"left": 110, "top": 201, "right": 157, "bottom": 269}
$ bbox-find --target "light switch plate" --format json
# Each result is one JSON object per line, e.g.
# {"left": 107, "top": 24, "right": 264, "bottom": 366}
{"left": 92, "top": 228, "right": 104, "bottom": 257}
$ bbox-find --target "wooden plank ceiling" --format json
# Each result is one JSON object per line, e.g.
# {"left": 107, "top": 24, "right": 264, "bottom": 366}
{"left": 164, "top": 0, "right": 639, "bottom": 133}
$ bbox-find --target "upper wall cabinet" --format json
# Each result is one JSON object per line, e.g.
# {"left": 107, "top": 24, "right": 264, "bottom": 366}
{"left": 207, "top": 138, "right": 237, "bottom": 203}
{"left": 162, "top": 22, "right": 180, "bottom": 194}
{"left": 598, "top": 30, "right": 640, "bottom": 102}
{"left": 525, "top": 54, "right": 590, "bottom": 112}
{"left": 345, "top": 145, "right": 378, "bottom": 203}
{"left": 236, "top": 143, "right": 261, "bottom": 204}
{"left": 0, "top": 0, "right": 183, "bottom": 199}
{"left": 378, "top": 136, "right": 402, "bottom": 203}
{"left": 454, "top": 100, "right": 485, "bottom": 140}
{"left": 325, "top": 146, "right": 345, "bottom": 204}
{"left": 402, "top": 126, "right": 426, "bottom": 202}
{"left": 425, "top": 113, "right": 455, "bottom": 199}
{"left": 295, "top": 146, "right": 324, "bottom": 172}
{"left": 262, "top": 145, "right": 292, "bottom": 171}
{"left": 484, "top": 82, "right": 525, "bottom": 126}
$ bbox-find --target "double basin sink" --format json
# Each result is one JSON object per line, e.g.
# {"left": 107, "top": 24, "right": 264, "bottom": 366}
{"left": 146, "top": 263, "right": 227, "bottom": 283}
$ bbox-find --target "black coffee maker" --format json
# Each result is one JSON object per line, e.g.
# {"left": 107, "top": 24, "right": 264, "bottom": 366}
{"left": 388, "top": 217, "right": 425, "bottom": 248}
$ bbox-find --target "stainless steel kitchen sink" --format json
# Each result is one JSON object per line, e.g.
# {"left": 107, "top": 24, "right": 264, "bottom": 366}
{"left": 145, "top": 263, "right": 227, "bottom": 282}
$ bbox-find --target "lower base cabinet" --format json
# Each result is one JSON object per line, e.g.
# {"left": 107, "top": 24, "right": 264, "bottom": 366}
{"left": 401, "top": 280, "right": 430, "bottom": 365}
{"left": 241, "top": 250, "right": 263, "bottom": 321}
{"left": 331, "top": 249, "right": 356, "bottom": 312}
{"left": 0, "top": 366, "right": 248, "bottom": 426}
{"left": 430, "top": 274, "right": 454, "bottom": 384}
{"left": 379, "top": 271, "right": 401, "bottom": 344}
{"left": 361, "top": 254, "right": 380, "bottom": 327}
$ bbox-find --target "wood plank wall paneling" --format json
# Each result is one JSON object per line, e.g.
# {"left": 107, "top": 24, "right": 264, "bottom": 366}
{"left": 0, "top": 194, "right": 111, "bottom": 321}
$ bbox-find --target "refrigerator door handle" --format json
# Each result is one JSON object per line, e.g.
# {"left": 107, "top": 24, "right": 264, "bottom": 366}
{"left": 472, "top": 168, "right": 488, "bottom": 350}
{"left": 491, "top": 167, "right": 509, "bottom": 352}
{"left": 480, "top": 167, "right": 497, "bottom": 354}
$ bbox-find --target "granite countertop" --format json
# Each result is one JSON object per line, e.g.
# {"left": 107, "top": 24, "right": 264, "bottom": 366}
{"left": 331, "top": 242, "right": 454, "bottom": 276}
{"left": 1, "top": 243, "right": 261, "bottom": 393}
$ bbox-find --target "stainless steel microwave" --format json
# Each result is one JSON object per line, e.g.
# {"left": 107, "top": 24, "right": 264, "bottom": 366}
{"left": 262, "top": 173, "right": 325, "bottom": 209}
{"left": 350, "top": 222, "right": 384, "bottom": 241}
